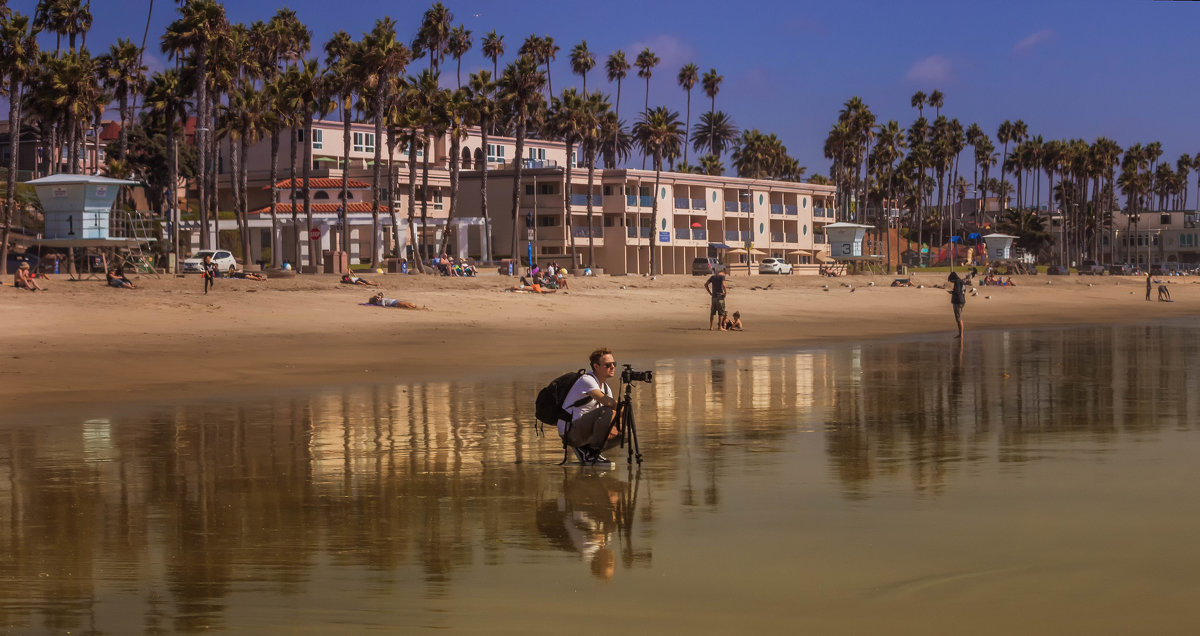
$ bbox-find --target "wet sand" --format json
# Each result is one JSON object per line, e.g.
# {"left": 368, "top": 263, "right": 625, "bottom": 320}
{"left": 1, "top": 269, "right": 1195, "bottom": 415}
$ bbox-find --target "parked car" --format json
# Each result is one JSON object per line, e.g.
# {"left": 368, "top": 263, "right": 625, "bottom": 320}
{"left": 692, "top": 257, "right": 726, "bottom": 276}
{"left": 1046, "top": 265, "right": 1070, "bottom": 275}
{"left": 1078, "top": 260, "right": 1105, "bottom": 275}
{"left": 181, "top": 250, "right": 237, "bottom": 273}
{"left": 758, "top": 257, "right": 793, "bottom": 275}
{"left": 1108, "top": 263, "right": 1134, "bottom": 276}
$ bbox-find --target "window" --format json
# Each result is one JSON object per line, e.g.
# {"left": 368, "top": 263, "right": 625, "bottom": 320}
{"left": 405, "top": 141, "right": 423, "bottom": 158}
{"left": 296, "top": 129, "right": 305, "bottom": 142}
{"left": 539, "top": 183, "right": 555, "bottom": 196}
{"left": 527, "top": 147, "right": 546, "bottom": 160}
{"left": 525, "top": 185, "right": 534, "bottom": 195}
{"left": 353, "top": 132, "right": 375, "bottom": 153}
{"left": 312, "top": 129, "right": 323, "bottom": 150}
{"left": 487, "top": 144, "right": 506, "bottom": 163}
{"left": 1160, "top": 213, "right": 1172, "bottom": 225}
{"left": 603, "top": 186, "right": 612, "bottom": 196}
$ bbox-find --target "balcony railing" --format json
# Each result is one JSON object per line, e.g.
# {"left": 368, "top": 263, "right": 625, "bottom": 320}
{"left": 785, "top": 233, "right": 798, "bottom": 243}
{"left": 785, "top": 205, "right": 798, "bottom": 215}
{"left": 740, "top": 231, "right": 751, "bottom": 241}
{"left": 725, "top": 230, "right": 740, "bottom": 241}
{"left": 571, "top": 226, "right": 604, "bottom": 238}
{"left": 626, "top": 195, "right": 654, "bottom": 207}
{"left": 691, "top": 199, "right": 706, "bottom": 210}
{"left": 626, "top": 227, "right": 652, "bottom": 238}
{"left": 741, "top": 202, "right": 753, "bottom": 213}
{"left": 724, "top": 202, "right": 738, "bottom": 212}
{"left": 814, "top": 207, "right": 831, "bottom": 218}
{"left": 675, "top": 228, "right": 690, "bottom": 240}
{"left": 674, "top": 197, "right": 690, "bottom": 209}
{"left": 522, "top": 158, "right": 559, "bottom": 169}
{"left": 770, "top": 204, "right": 784, "bottom": 214}
{"left": 770, "top": 232, "right": 784, "bottom": 242}
{"left": 570, "top": 194, "right": 603, "bottom": 206}
{"left": 693, "top": 229, "right": 707, "bottom": 240}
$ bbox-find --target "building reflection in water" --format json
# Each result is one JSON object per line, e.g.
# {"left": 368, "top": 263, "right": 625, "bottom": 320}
{"left": 0, "top": 323, "right": 1197, "bottom": 631}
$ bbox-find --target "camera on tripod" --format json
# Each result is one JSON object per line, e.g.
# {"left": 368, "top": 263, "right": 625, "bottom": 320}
{"left": 621, "top": 364, "right": 653, "bottom": 384}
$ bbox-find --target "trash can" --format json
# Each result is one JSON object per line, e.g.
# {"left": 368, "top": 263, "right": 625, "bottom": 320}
{"left": 323, "top": 250, "right": 349, "bottom": 274}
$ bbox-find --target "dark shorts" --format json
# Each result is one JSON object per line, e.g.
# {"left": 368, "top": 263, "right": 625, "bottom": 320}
{"left": 710, "top": 296, "right": 726, "bottom": 317}
{"left": 953, "top": 302, "right": 964, "bottom": 321}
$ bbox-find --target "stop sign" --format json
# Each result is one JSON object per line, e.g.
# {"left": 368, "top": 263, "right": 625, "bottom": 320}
{"left": 309, "top": 228, "right": 321, "bottom": 241}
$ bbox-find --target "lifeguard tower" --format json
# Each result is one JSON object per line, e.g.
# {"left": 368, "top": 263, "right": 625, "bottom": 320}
{"left": 823, "top": 222, "right": 879, "bottom": 273}
{"left": 28, "top": 174, "right": 153, "bottom": 279}
{"left": 982, "top": 233, "right": 1018, "bottom": 261}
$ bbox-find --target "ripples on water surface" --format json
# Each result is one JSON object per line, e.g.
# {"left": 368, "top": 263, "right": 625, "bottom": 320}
{"left": 3, "top": 323, "right": 1200, "bottom": 634}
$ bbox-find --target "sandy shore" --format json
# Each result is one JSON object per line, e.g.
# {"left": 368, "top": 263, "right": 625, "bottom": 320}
{"left": 2, "top": 268, "right": 1196, "bottom": 416}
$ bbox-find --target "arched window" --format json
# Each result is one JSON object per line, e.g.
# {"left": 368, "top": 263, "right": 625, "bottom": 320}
{"left": 462, "top": 148, "right": 472, "bottom": 168}
{"left": 314, "top": 191, "right": 330, "bottom": 200}
{"left": 474, "top": 148, "right": 484, "bottom": 165}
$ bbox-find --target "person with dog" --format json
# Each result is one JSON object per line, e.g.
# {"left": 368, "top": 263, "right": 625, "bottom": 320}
{"left": 558, "top": 347, "right": 622, "bottom": 464}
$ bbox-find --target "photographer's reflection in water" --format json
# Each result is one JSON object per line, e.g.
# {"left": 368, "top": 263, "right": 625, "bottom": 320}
{"left": 536, "top": 468, "right": 644, "bottom": 580}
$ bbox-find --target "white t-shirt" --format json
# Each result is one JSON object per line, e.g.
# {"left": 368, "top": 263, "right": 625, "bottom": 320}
{"left": 557, "top": 372, "right": 612, "bottom": 435}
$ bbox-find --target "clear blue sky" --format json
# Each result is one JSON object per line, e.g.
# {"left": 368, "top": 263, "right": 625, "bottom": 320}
{"left": 16, "top": 0, "right": 1200, "bottom": 183}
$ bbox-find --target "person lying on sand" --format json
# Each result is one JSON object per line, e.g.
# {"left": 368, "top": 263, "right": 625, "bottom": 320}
{"left": 506, "top": 283, "right": 556, "bottom": 293}
{"left": 367, "top": 292, "right": 423, "bottom": 309}
{"left": 342, "top": 273, "right": 379, "bottom": 286}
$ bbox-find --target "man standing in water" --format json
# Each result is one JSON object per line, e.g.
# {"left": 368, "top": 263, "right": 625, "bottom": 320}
{"left": 948, "top": 271, "right": 966, "bottom": 338}
{"left": 705, "top": 268, "right": 728, "bottom": 330}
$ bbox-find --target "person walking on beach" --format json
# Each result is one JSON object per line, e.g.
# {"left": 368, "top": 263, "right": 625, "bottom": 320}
{"left": 948, "top": 271, "right": 966, "bottom": 338}
{"left": 705, "top": 268, "right": 728, "bottom": 330}
{"left": 1146, "top": 272, "right": 1152, "bottom": 301}
{"left": 202, "top": 254, "right": 217, "bottom": 295}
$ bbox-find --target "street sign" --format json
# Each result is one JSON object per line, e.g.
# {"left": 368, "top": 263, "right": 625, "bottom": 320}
{"left": 659, "top": 231, "right": 670, "bottom": 243}
{"left": 309, "top": 228, "right": 321, "bottom": 241}
{"left": 527, "top": 229, "right": 534, "bottom": 240}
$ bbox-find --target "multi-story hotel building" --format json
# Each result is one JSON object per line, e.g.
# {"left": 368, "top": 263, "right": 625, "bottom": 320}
{"left": 209, "top": 118, "right": 839, "bottom": 274}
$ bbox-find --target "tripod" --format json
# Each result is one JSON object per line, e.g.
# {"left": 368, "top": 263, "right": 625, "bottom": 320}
{"left": 617, "top": 380, "right": 644, "bottom": 464}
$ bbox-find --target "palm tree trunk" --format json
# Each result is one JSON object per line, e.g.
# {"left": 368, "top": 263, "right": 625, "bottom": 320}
{"left": 420, "top": 132, "right": 432, "bottom": 262}
{"left": 438, "top": 132, "right": 463, "bottom": 257}
{"left": 289, "top": 127, "right": 300, "bottom": 267}
{"left": 239, "top": 132, "right": 252, "bottom": 267}
{"left": 370, "top": 89, "right": 386, "bottom": 269}
{"left": 511, "top": 110, "right": 527, "bottom": 265}
{"left": 406, "top": 130, "right": 425, "bottom": 274}
{"left": 268, "top": 130, "right": 280, "bottom": 267}
{"left": 563, "top": 138, "right": 577, "bottom": 268}
{"left": 386, "top": 137, "right": 403, "bottom": 265}
{"left": 1, "top": 80, "right": 24, "bottom": 269}
{"left": 650, "top": 152, "right": 661, "bottom": 276}
{"left": 586, "top": 149, "right": 597, "bottom": 268}
{"left": 196, "top": 49, "right": 209, "bottom": 249}
{"left": 303, "top": 115, "right": 315, "bottom": 269}
{"left": 340, "top": 95, "right": 351, "bottom": 254}
{"left": 480, "top": 125, "right": 492, "bottom": 262}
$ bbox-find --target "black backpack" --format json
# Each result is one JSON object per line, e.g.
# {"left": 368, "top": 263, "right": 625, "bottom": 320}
{"left": 534, "top": 369, "right": 591, "bottom": 431}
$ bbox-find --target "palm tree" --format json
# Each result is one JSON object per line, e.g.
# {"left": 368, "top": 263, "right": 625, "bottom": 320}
{"left": 701, "top": 68, "right": 722, "bottom": 116}
{"left": 634, "top": 47, "right": 659, "bottom": 168}
{"left": 412, "top": 70, "right": 448, "bottom": 261}
{"left": 323, "top": 29, "right": 355, "bottom": 254}
{"left": 632, "top": 106, "right": 684, "bottom": 276}
{"left": 142, "top": 69, "right": 187, "bottom": 265}
{"left": 699, "top": 153, "right": 723, "bottom": 176}
{"left": 570, "top": 40, "right": 595, "bottom": 92}
{"left": 520, "top": 34, "right": 558, "bottom": 100}
{"left": 98, "top": 38, "right": 145, "bottom": 163}
{"left": 911, "top": 90, "right": 926, "bottom": 118}
{"left": 928, "top": 89, "right": 944, "bottom": 118}
{"left": 481, "top": 29, "right": 504, "bottom": 80}
{"left": 436, "top": 86, "right": 474, "bottom": 258}
{"left": 677, "top": 63, "right": 698, "bottom": 165}
{"left": 413, "top": 1, "right": 452, "bottom": 73}
{"left": 35, "top": 0, "right": 91, "bottom": 53}
{"left": 360, "top": 17, "right": 410, "bottom": 268}
{"left": 996, "top": 120, "right": 1015, "bottom": 211}
{"left": 162, "top": 0, "right": 229, "bottom": 249}
{"left": 871, "top": 119, "right": 905, "bottom": 271}
{"left": 549, "top": 88, "right": 587, "bottom": 266}
{"left": 0, "top": 11, "right": 40, "bottom": 269}
{"left": 691, "top": 110, "right": 738, "bottom": 159}
{"left": 293, "top": 58, "right": 326, "bottom": 269}
{"left": 447, "top": 24, "right": 471, "bottom": 89}
{"left": 605, "top": 50, "right": 629, "bottom": 167}
{"left": 580, "top": 90, "right": 610, "bottom": 267}
{"left": 499, "top": 54, "right": 546, "bottom": 262}
{"left": 468, "top": 70, "right": 497, "bottom": 261}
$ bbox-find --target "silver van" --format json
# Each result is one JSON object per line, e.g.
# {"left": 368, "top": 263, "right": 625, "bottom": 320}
{"left": 692, "top": 257, "right": 725, "bottom": 276}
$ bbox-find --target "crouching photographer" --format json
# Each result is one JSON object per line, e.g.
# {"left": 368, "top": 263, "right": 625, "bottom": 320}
{"left": 558, "top": 348, "right": 623, "bottom": 464}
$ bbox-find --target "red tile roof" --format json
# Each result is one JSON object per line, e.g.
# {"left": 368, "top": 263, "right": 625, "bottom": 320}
{"left": 249, "top": 202, "right": 391, "bottom": 215}
{"left": 267, "top": 177, "right": 373, "bottom": 190}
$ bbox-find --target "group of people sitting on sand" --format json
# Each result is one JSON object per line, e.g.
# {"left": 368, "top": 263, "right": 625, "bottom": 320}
{"left": 980, "top": 274, "right": 1016, "bottom": 286}
{"left": 432, "top": 254, "right": 478, "bottom": 277}
{"left": 527, "top": 262, "right": 570, "bottom": 290}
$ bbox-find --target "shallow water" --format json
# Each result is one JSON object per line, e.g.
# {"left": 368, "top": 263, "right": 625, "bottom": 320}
{"left": 3, "top": 323, "right": 1200, "bottom": 634}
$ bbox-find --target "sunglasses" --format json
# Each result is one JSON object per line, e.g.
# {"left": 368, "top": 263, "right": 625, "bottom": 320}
{"left": 599, "top": 362, "right": 616, "bottom": 368}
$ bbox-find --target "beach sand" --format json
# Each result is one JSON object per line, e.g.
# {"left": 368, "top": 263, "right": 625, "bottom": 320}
{"left": 1, "top": 269, "right": 1194, "bottom": 416}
